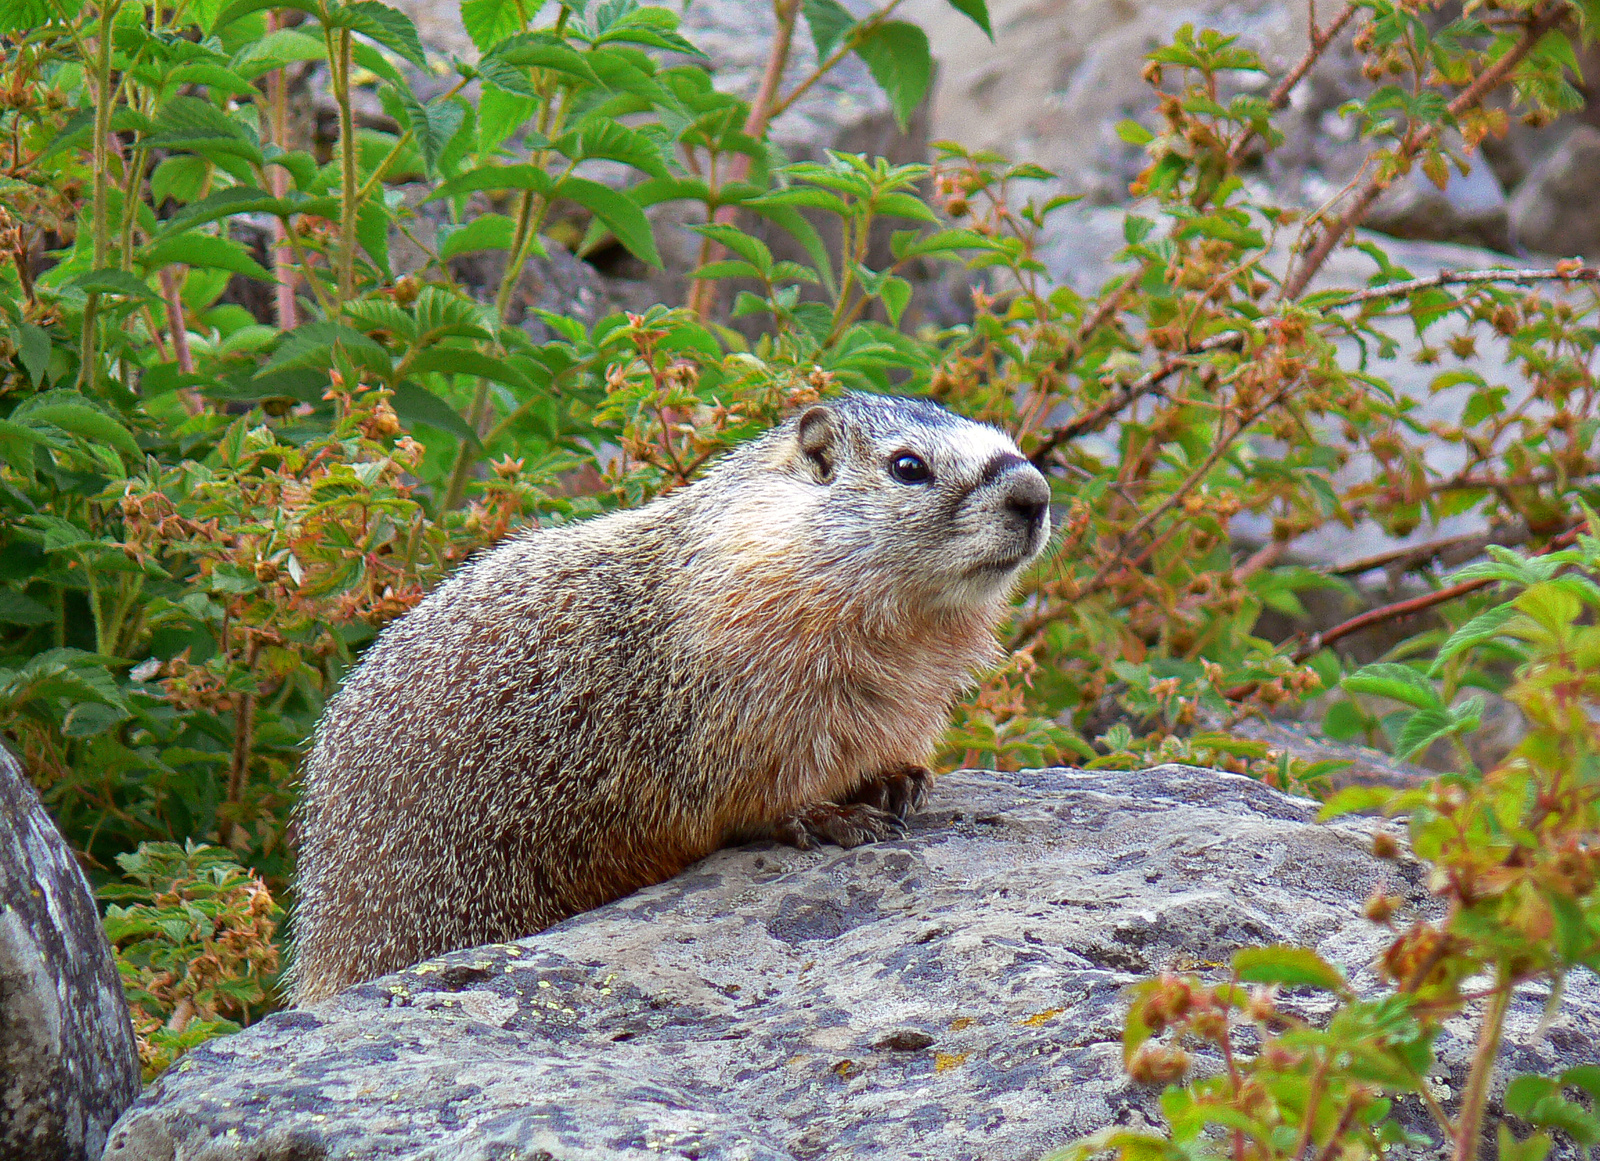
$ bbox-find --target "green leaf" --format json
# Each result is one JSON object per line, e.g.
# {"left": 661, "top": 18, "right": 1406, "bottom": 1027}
{"left": 427, "top": 163, "right": 552, "bottom": 201}
{"left": 1116, "top": 119, "right": 1155, "bottom": 146}
{"left": 140, "top": 95, "right": 263, "bottom": 165}
{"left": 852, "top": 21, "right": 931, "bottom": 131}
{"left": 438, "top": 213, "right": 518, "bottom": 259}
{"left": 390, "top": 381, "right": 481, "bottom": 447}
{"left": 941, "top": 0, "right": 991, "bottom": 37}
{"left": 23, "top": 403, "right": 141, "bottom": 460}
{"left": 17, "top": 323, "right": 50, "bottom": 386}
{"left": 477, "top": 86, "right": 537, "bottom": 153}
{"left": 150, "top": 155, "right": 211, "bottom": 207}
{"left": 554, "top": 176, "right": 660, "bottom": 268}
{"left": 141, "top": 234, "right": 272, "bottom": 282}
{"left": 0, "top": 0, "right": 84, "bottom": 33}
{"left": 879, "top": 275, "right": 912, "bottom": 327}
{"left": 1393, "top": 707, "right": 1456, "bottom": 760}
{"left": 232, "top": 27, "right": 326, "bottom": 80}
{"left": 69, "top": 269, "right": 160, "bottom": 305}
{"left": 460, "top": 0, "right": 532, "bottom": 53}
{"left": 1342, "top": 662, "right": 1442, "bottom": 711}
{"left": 409, "top": 347, "right": 533, "bottom": 390}
{"left": 1232, "top": 945, "right": 1347, "bottom": 992}
{"left": 552, "top": 120, "right": 671, "bottom": 179}
{"left": 0, "top": 590, "right": 54, "bottom": 626}
{"left": 1429, "top": 605, "right": 1518, "bottom": 675}
{"left": 1321, "top": 698, "right": 1366, "bottom": 742}
{"left": 801, "top": 0, "right": 855, "bottom": 59}
{"left": 335, "top": 1, "right": 427, "bottom": 67}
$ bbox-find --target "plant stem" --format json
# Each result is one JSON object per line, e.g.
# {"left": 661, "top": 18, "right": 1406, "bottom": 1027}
{"left": 78, "top": 0, "right": 120, "bottom": 392}
{"left": 1452, "top": 970, "right": 1513, "bottom": 1161}
{"left": 687, "top": 0, "right": 802, "bottom": 319}
{"left": 226, "top": 638, "right": 262, "bottom": 808}
{"left": 333, "top": 26, "right": 358, "bottom": 301}
{"left": 266, "top": 10, "right": 297, "bottom": 330}
{"left": 1280, "top": 3, "right": 1569, "bottom": 301}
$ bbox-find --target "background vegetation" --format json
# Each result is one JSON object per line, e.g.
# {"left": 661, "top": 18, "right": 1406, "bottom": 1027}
{"left": 1, "top": 0, "right": 1596, "bottom": 1150}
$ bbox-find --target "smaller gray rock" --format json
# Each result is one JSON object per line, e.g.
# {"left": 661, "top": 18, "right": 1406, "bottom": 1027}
{"left": 1, "top": 746, "right": 141, "bottom": 1161}
{"left": 1508, "top": 123, "right": 1600, "bottom": 259}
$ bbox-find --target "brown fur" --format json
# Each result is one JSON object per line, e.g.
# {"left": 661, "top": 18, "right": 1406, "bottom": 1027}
{"left": 288, "top": 395, "right": 1050, "bottom": 1004}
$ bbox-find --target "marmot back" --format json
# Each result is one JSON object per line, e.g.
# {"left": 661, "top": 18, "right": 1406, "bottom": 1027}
{"left": 288, "top": 394, "right": 1051, "bottom": 1004}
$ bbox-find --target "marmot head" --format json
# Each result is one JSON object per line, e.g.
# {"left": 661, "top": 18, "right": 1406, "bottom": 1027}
{"left": 774, "top": 394, "right": 1052, "bottom": 614}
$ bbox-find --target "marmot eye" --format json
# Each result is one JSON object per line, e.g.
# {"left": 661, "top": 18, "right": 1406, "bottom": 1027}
{"left": 889, "top": 453, "right": 931, "bottom": 484}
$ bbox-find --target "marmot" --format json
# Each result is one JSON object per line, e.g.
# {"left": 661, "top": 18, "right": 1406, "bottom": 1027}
{"left": 288, "top": 393, "right": 1051, "bottom": 1004}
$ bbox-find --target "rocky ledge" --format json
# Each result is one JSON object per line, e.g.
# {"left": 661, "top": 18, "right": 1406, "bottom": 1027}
{"left": 102, "top": 766, "right": 1598, "bottom": 1161}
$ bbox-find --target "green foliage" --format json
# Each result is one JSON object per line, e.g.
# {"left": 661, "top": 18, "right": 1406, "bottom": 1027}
{"left": 4, "top": 0, "right": 1600, "bottom": 1111}
{"left": 1055, "top": 527, "right": 1600, "bottom": 1161}
{"left": 99, "top": 841, "right": 282, "bottom": 1080}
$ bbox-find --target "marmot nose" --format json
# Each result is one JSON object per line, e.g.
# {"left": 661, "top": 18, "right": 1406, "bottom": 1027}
{"left": 1003, "top": 466, "right": 1050, "bottom": 529}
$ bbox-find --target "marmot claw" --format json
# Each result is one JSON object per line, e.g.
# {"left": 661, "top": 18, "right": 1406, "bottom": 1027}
{"left": 846, "top": 764, "right": 931, "bottom": 820}
{"left": 773, "top": 802, "right": 909, "bottom": 851}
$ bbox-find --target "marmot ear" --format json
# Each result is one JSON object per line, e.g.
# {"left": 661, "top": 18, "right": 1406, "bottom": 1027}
{"left": 796, "top": 406, "right": 840, "bottom": 483}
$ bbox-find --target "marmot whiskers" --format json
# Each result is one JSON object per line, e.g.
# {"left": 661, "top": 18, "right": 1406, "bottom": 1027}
{"left": 288, "top": 394, "right": 1051, "bottom": 1003}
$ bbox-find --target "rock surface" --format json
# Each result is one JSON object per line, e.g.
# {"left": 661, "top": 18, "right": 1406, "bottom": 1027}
{"left": 103, "top": 765, "right": 1597, "bottom": 1161}
{"left": 1508, "top": 123, "right": 1600, "bottom": 260}
{"left": 1, "top": 745, "right": 141, "bottom": 1161}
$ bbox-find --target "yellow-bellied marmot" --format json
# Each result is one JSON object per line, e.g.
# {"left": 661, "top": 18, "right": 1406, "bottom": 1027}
{"left": 288, "top": 393, "right": 1051, "bottom": 1004}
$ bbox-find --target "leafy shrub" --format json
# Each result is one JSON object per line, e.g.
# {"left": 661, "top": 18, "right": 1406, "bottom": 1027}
{"left": 1053, "top": 519, "right": 1600, "bottom": 1161}
{"left": 2, "top": 0, "right": 1599, "bottom": 1096}
{"left": 99, "top": 841, "right": 281, "bottom": 1080}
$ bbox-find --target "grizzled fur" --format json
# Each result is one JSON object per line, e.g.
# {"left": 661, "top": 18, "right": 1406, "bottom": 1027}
{"left": 288, "top": 394, "right": 1051, "bottom": 1004}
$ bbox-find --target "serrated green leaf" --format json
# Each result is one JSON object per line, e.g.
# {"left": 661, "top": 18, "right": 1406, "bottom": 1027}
{"left": 427, "top": 162, "right": 552, "bottom": 201}
{"left": 23, "top": 403, "right": 141, "bottom": 460}
{"left": 1342, "top": 662, "right": 1442, "bottom": 711}
{"left": 69, "top": 269, "right": 160, "bottom": 304}
{"left": 553, "top": 176, "right": 660, "bottom": 268}
{"left": 438, "top": 213, "right": 518, "bottom": 259}
{"left": 1429, "top": 604, "right": 1518, "bottom": 675}
{"left": 1393, "top": 707, "right": 1455, "bottom": 760}
{"left": 410, "top": 347, "right": 532, "bottom": 390}
{"left": 1232, "top": 945, "right": 1347, "bottom": 992}
{"left": 334, "top": 1, "right": 427, "bottom": 67}
{"left": 801, "top": 0, "right": 855, "bottom": 59}
{"left": 460, "top": 0, "right": 534, "bottom": 53}
{"left": 142, "top": 234, "right": 272, "bottom": 282}
{"left": 852, "top": 21, "right": 931, "bottom": 132}
{"left": 552, "top": 120, "right": 670, "bottom": 179}
{"left": 389, "top": 381, "right": 481, "bottom": 447}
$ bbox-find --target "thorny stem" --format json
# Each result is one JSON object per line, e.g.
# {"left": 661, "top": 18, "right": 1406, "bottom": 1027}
{"left": 1280, "top": 3, "right": 1569, "bottom": 301}
{"left": 1330, "top": 264, "right": 1599, "bottom": 307}
{"left": 688, "top": 0, "right": 802, "bottom": 319}
{"left": 267, "top": 11, "right": 297, "bottom": 330}
{"left": 158, "top": 265, "right": 202, "bottom": 416}
{"left": 1028, "top": 331, "right": 1246, "bottom": 465}
{"left": 1452, "top": 971, "right": 1513, "bottom": 1161}
{"left": 78, "top": 0, "right": 120, "bottom": 392}
{"left": 1226, "top": 3, "right": 1358, "bottom": 165}
{"left": 1222, "top": 520, "right": 1589, "bottom": 699}
{"left": 334, "top": 26, "right": 358, "bottom": 301}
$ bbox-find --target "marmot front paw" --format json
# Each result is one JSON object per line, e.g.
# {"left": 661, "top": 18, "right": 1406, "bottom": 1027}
{"left": 845, "top": 764, "right": 931, "bottom": 820}
{"left": 773, "top": 802, "right": 909, "bottom": 851}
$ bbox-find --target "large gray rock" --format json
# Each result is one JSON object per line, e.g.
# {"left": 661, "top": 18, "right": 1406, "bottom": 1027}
{"left": 1, "top": 746, "right": 141, "bottom": 1161}
{"left": 102, "top": 766, "right": 1596, "bottom": 1161}
{"left": 1508, "top": 123, "right": 1600, "bottom": 260}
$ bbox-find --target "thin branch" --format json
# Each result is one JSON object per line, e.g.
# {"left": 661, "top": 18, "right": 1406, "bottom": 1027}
{"left": 687, "top": 0, "right": 801, "bottom": 319}
{"left": 1028, "top": 330, "right": 1245, "bottom": 465}
{"left": 1280, "top": 2, "right": 1570, "bottom": 302}
{"left": 1227, "top": 2, "right": 1359, "bottom": 165}
{"left": 1306, "top": 521, "right": 1584, "bottom": 659}
{"left": 1329, "top": 265, "right": 1600, "bottom": 308}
